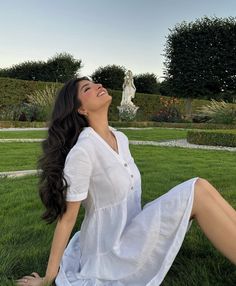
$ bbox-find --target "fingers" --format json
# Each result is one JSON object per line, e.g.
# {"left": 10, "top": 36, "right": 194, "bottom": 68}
{"left": 15, "top": 273, "right": 40, "bottom": 285}
{"left": 25, "top": 275, "right": 36, "bottom": 279}
{"left": 15, "top": 278, "right": 31, "bottom": 286}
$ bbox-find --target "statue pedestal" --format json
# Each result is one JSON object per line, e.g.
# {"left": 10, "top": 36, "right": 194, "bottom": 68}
{"left": 117, "top": 103, "right": 139, "bottom": 121}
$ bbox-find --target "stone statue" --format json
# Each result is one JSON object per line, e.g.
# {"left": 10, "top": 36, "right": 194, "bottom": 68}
{"left": 121, "top": 70, "right": 136, "bottom": 106}
{"left": 117, "top": 69, "right": 139, "bottom": 121}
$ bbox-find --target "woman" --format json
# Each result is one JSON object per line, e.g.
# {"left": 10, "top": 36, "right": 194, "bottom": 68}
{"left": 16, "top": 76, "right": 236, "bottom": 286}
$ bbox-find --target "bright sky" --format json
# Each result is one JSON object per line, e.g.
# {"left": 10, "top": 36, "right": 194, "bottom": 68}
{"left": 0, "top": 0, "right": 235, "bottom": 80}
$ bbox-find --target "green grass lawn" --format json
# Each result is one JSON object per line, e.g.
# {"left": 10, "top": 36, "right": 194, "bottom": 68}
{"left": 0, "top": 129, "right": 236, "bottom": 285}
{"left": 0, "top": 143, "right": 41, "bottom": 172}
{"left": 0, "top": 128, "right": 189, "bottom": 172}
{"left": 0, "top": 127, "right": 188, "bottom": 141}
{"left": 0, "top": 127, "right": 235, "bottom": 141}
{"left": 0, "top": 130, "right": 48, "bottom": 139}
{"left": 119, "top": 127, "right": 188, "bottom": 141}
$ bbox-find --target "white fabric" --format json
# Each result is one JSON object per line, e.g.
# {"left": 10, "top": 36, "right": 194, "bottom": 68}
{"left": 55, "top": 125, "right": 199, "bottom": 286}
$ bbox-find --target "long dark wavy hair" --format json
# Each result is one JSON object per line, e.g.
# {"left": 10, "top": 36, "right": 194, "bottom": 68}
{"left": 37, "top": 76, "right": 91, "bottom": 224}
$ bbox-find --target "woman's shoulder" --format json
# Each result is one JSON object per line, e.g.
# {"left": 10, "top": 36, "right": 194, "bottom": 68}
{"left": 65, "top": 129, "right": 95, "bottom": 161}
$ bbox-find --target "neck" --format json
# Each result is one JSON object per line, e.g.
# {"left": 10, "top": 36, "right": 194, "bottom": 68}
{"left": 87, "top": 110, "right": 111, "bottom": 138}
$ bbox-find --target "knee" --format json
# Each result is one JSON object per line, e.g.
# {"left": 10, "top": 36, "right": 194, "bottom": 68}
{"left": 194, "top": 177, "right": 212, "bottom": 197}
{"left": 191, "top": 177, "right": 212, "bottom": 219}
{"left": 196, "top": 177, "right": 209, "bottom": 187}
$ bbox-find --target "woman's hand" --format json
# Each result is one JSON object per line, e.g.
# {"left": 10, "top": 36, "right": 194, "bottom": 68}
{"left": 15, "top": 272, "right": 52, "bottom": 286}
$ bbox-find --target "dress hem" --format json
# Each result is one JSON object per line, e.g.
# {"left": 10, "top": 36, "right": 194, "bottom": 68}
{"left": 146, "top": 176, "right": 199, "bottom": 286}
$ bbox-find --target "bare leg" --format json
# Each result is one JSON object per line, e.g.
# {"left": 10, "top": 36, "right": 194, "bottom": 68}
{"left": 201, "top": 179, "right": 236, "bottom": 225}
{"left": 191, "top": 178, "right": 236, "bottom": 225}
{"left": 191, "top": 178, "right": 236, "bottom": 265}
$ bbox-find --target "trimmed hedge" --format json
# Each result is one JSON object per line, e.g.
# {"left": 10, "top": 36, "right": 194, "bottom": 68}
{"left": 0, "top": 121, "right": 48, "bottom": 128}
{"left": 187, "top": 130, "right": 236, "bottom": 147}
{"left": 1, "top": 77, "right": 236, "bottom": 123}
{"left": 0, "top": 77, "right": 62, "bottom": 107}
{"left": 0, "top": 78, "right": 162, "bottom": 121}
{"left": 2, "top": 77, "right": 235, "bottom": 122}
{"left": 110, "top": 121, "right": 236, "bottom": 130}
{"left": 1, "top": 120, "right": 236, "bottom": 130}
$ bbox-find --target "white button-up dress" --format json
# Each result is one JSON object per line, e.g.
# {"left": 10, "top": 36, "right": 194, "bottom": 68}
{"left": 55, "top": 125, "right": 199, "bottom": 286}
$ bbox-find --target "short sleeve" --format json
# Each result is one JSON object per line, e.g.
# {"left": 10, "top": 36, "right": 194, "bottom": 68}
{"left": 63, "top": 147, "right": 93, "bottom": 202}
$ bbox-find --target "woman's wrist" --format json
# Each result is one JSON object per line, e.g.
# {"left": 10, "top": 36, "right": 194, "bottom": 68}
{"left": 42, "top": 275, "right": 56, "bottom": 286}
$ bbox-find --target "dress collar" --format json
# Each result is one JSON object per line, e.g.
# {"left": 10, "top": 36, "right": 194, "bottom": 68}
{"left": 81, "top": 125, "right": 125, "bottom": 163}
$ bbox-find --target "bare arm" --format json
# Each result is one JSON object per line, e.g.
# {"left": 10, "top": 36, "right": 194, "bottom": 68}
{"left": 43, "top": 201, "right": 82, "bottom": 284}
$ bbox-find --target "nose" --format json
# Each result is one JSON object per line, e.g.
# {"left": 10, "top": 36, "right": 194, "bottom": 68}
{"left": 96, "top": 83, "right": 103, "bottom": 89}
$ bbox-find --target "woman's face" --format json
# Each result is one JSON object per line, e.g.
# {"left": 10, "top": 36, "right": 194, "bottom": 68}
{"left": 77, "top": 80, "right": 112, "bottom": 115}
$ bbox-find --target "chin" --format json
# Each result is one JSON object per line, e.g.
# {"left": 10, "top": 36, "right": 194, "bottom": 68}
{"left": 106, "top": 97, "right": 112, "bottom": 107}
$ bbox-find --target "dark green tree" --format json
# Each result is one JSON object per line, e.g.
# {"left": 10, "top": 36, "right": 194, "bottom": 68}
{"left": 0, "top": 52, "right": 82, "bottom": 83}
{"left": 159, "top": 78, "right": 172, "bottom": 96}
{"left": 163, "top": 16, "right": 236, "bottom": 117}
{"left": 0, "top": 61, "right": 44, "bottom": 81}
{"left": 91, "top": 64, "right": 126, "bottom": 90}
{"left": 133, "top": 73, "right": 160, "bottom": 94}
{"left": 46, "top": 52, "right": 82, "bottom": 82}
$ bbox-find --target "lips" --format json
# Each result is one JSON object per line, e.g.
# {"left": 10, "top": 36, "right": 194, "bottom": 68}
{"left": 97, "top": 89, "right": 107, "bottom": 97}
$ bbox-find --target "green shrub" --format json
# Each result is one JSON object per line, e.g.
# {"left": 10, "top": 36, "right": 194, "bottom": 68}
{"left": 196, "top": 99, "right": 236, "bottom": 124}
{"left": 187, "top": 130, "right": 236, "bottom": 147}
{"left": 26, "top": 84, "right": 59, "bottom": 121}
{"left": 151, "top": 96, "right": 183, "bottom": 122}
{"left": 0, "top": 103, "right": 35, "bottom": 121}
{"left": 0, "top": 83, "right": 59, "bottom": 122}
{"left": 0, "top": 77, "right": 62, "bottom": 107}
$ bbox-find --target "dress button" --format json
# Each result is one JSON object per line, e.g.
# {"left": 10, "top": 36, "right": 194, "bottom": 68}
{"left": 131, "top": 174, "right": 134, "bottom": 177}
{"left": 131, "top": 186, "right": 133, "bottom": 190}
{"left": 124, "top": 163, "right": 127, "bottom": 167}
